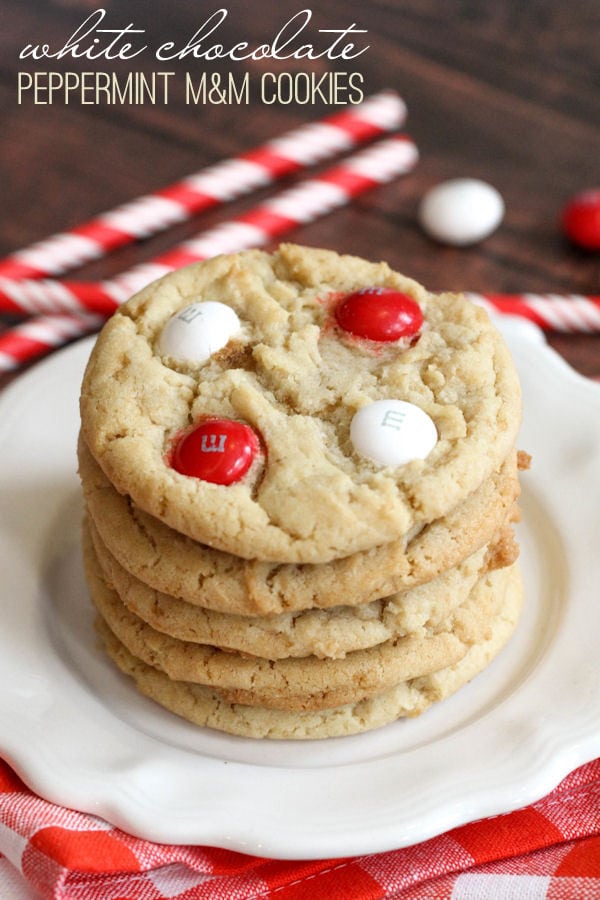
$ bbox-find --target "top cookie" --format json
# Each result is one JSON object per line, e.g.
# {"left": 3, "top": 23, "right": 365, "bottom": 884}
{"left": 80, "top": 244, "right": 521, "bottom": 563}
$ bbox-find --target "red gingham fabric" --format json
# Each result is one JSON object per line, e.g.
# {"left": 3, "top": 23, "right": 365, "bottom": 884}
{"left": 1, "top": 757, "right": 599, "bottom": 899}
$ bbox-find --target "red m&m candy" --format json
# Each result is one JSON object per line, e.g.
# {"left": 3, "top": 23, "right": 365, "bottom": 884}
{"left": 171, "top": 418, "right": 260, "bottom": 485}
{"left": 335, "top": 288, "right": 423, "bottom": 342}
{"left": 561, "top": 189, "right": 600, "bottom": 251}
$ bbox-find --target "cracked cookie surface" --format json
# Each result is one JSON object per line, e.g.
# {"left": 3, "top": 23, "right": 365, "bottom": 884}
{"left": 95, "top": 565, "right": 523, "bottom": 739}
{"left": 79, "top": 435, "right": 520, "bottom": 615}
{"left": 85, "top": 528, "right": 514, "bottom": 711}
{"left": 88, "top": 513, "right": 504, "bottom": 660}
{"left": 80, "top": 244, "right": 521, "bottom": 563}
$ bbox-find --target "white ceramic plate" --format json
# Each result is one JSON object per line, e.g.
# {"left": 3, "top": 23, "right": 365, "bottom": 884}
{"left": 0, "top": 318, "right": 598, "bottom": 860}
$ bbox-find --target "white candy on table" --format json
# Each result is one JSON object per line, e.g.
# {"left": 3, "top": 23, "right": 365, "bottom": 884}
{"left": 158, "top": 301, "right": 241, "bottom": 364}
{"left": 418, "top": 178, "right": 504, "bottom": 246}
{"left": 350, "top": 399, "right": 438, "bottom": 466}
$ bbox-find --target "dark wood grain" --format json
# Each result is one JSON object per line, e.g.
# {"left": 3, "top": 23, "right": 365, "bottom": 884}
{"left": 1, "top": 0, "right": 599, "bottom": 391}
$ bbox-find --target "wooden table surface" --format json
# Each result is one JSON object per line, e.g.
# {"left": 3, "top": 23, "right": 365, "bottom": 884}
{"left": 2, "top": 0, "right": 599, "bottom": 392}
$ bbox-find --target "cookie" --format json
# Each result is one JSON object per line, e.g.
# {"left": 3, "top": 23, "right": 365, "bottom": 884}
{"left": 95, "top": 564, "right": 523, "bottom": 739}
{"left": 88, "top": 514, "right": 511, "bottom": 660}
{"left": 79, "top": 436, "right": 521, "bottom": 615}
{"left": 80, "top": 244, "right": 521, "bottom": 563}
{"left": 84, "top": 528, "right": 513, "bottom": 710}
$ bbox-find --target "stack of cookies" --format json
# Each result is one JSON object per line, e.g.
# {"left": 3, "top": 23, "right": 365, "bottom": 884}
{"left": 78, "top": 244, "right": 527, "bottom": 740}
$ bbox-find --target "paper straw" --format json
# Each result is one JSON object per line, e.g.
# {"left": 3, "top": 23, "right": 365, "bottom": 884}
{"left": 0, "top": 134, "right": 419, "bottom": 317}
{"left": 466, "top": 292, "right": 600, "bottom": 333}
{"left": 0, "top": 92, "right": 406, "bottom": 282}
{"left": 0, "top": 313, "right": 103, "bottom": 373}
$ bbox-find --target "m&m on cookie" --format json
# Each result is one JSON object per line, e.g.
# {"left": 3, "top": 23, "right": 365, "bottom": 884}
{"left": 335, "top": 288, "right": 423, "bottom": 342}
{"left": 171, "top": 418, "right": 259, "bottom": 485}
{"left": 158, "top": 301, "right": 241, "bottom": 365}
{"left": 350, "top": 399, "right": 437, "bottom": 466}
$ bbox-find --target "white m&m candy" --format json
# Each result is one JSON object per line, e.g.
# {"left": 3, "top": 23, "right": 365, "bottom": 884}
{"left": 418, "top": 178, "right": 504, "bottom": 246}
{"left": 350, "top": 399, "right": 437, "bottom": 467}
{"left": 158, "top": 301, "right": 241, "bottom": 365}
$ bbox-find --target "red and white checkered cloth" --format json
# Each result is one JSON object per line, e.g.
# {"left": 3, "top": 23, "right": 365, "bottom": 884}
{"left": 1, "top": 757, "right": 599, "bottom": 899}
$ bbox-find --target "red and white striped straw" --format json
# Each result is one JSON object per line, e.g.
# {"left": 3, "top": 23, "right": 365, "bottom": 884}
{"left": 0, "top": 92, "right": 405, "bottom": 282}
{"left": 0, "top": 313, "right": 102, "bottom": 373}
{"left": 466, "top": 292, "right": 600, "bottom": 333}
{"left": 0, "top": 134, "right": 419, "bottom": 318}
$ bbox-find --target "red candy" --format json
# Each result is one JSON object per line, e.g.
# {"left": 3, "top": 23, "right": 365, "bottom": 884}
{"left": 335, "top": 288, "right": 423, "bottom": 342}
{"left": 561, "top": 189, "right": 600, "bottom": 251}
{"left": 171, "top": 418, "right": 259, "bottom": 485}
